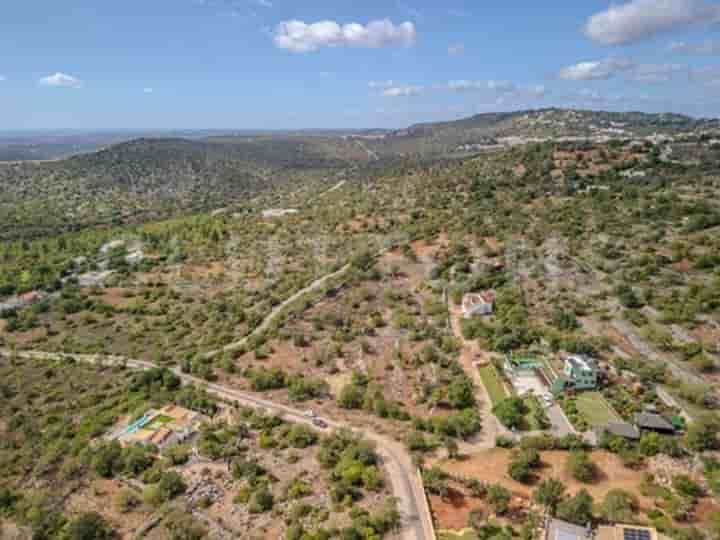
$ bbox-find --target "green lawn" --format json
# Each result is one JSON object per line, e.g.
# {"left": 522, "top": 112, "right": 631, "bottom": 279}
{"left": 575, "top": 392, "right": 620, "bottom": 426}
{"left": 478, "top": 364, "right": 508, "bottom": 406}
{"left": 147, "top": 414, "right": 174, "bottom": 429}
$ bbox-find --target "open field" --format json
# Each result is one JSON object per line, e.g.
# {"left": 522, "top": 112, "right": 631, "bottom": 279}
{"left": 431, "top": 448, "right": 654, "bottom": 531}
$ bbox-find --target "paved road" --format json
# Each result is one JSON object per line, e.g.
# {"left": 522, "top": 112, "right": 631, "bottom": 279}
{"left": 545, "top": 404, "right": 575, "bottom": 437}
{"left": 0, "top": 348, "right": 434, "bottom": 540}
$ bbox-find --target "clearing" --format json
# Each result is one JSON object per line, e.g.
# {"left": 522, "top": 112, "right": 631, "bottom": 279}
{"left": 431, "top": 448, "right": 653, "bottom": 532}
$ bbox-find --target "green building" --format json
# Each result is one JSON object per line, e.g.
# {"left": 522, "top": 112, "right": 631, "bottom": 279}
{"left": 562, "top": 355, "right": 598, "bottom": 391}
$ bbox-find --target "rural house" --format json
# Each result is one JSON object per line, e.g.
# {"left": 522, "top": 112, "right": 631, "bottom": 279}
{"left": 462, "top": 291, "right": 496, "bottom": 318}
{"left": 562, "top": 355, "right": 598, "bottom": 391}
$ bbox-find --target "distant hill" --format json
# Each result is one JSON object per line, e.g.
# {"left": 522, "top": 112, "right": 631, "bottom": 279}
{"left": 366, "top": 108, "right": 720, "bottom": 158}
{"left": 2, "top": 107, "right": 719, "bottom": 240}
{"left": 0, "top": 135, "right": 370, "bottom": 240}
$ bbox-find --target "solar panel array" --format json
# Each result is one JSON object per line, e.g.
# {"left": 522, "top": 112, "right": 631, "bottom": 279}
{"left": 624, "top": 529, "right": 651, "bottom": 540}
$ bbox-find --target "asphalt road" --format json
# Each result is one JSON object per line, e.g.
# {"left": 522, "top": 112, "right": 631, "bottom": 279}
{"left": 0, "top": 348, "right": 435, "bottom": 540}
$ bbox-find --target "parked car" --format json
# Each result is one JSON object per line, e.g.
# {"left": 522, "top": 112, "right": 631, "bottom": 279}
{"left": 312, "top": 418, "right": 328, "bottom": 429}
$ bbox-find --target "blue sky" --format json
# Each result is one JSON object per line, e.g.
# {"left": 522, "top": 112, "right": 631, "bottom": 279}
{"left": 3, "top": 0, "right": 720, "bottom": 129}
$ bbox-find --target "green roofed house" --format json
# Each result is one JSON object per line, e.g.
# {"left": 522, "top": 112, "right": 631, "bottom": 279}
{"left": 562, "top": 355, "right": 598, "bottom": 391}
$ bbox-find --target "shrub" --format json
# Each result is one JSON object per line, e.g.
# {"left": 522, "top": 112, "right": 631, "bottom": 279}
{"left": 567, "top": 451, "right": 598, "bottom": 483}
{"left": 487, "top": 484, "right": 512, "bottom": 515}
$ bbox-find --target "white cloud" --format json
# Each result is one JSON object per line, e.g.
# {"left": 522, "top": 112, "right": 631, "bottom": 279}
{"left": 626, "top": 63, "right": 685, "bottom": 83}
{"left": 143, "top": 87, "right": 154, "bottom": 94}
{"left": 670, "top": 39, "right": 720, "bottom": 54}
{"left": 273, "top": 19, "right": 417, "bottom": 53}
{"left": 559, "top": 57, "right": 684, "bottom": 83}
{"left": 368, "top": 80, "right": 395, "bottom": 88}
{"left": 558, "top": 58, "right": 633, "bottom": 80}
{"left": 444, "top": 79, "right": 517, "bottom": 92}
{"left": 448, "top": 43, "right": 465, "bottom": 56}
{"left": 38, "top": 72, "right": 83, "bottom": 88}
{"left": 382, "top": 85, "right": 422, "bottom": 97}
{"left": 585, "top": 0, "right": 720, "bottom": 45}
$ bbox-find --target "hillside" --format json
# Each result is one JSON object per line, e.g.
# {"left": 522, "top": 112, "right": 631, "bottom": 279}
{"left": 2, "top": 123, "right": 720, "bottom": 540}
{"left": 0, "top": 136, "right": 370, "bottom": 241}
{"left": 366, "top": 108, "right": 720, "bottom": 158}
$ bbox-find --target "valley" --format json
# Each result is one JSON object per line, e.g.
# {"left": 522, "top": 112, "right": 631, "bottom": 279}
{"left": 2, "top": 108, "right": 720, "bottom": 540}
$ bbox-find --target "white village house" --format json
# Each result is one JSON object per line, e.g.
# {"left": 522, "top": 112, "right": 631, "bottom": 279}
{"left": 462, "top": 291, "right": 496, "bottom": 318}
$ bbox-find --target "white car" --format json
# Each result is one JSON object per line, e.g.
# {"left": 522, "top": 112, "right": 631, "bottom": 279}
{"left": 304, "top": 409, "right": 316, "bottom": 418}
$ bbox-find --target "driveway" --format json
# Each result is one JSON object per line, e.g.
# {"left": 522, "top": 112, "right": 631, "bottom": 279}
{"left": 546, "top": 404, "right": 576, "bottom": 437}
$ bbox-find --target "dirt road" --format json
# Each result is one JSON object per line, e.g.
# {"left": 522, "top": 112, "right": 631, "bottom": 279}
{"left": 0, "top": 348, "right": 434, "bottom": 540}
{"left": 203, "top": 262, "right": 352, "bottom": 360}
{"left": 448, "top": 304, "right": 509, "bottom": 451}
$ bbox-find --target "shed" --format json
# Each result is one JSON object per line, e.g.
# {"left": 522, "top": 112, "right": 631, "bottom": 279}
{"left": 545, "top": 518, "right": 591, "bottom": 540}
{"left": 595, "top": 421, "right": 640, "bottom": 441}
{"left": 634, "top": 413, "right": 675, "bottom": 434}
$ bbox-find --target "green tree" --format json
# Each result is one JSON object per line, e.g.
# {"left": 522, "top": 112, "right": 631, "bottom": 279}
{"left": 567, "top": 451, "right": 597, "bottom": 483}
{"left": 62, "top": 512, "right": 115, "bottom": 540}
{"left": 92, "top": 442, "right": 123, "bottom": 479}
{"left": 533, "top": 478, "right": 566, "bottom": 513}
{"left": 686, "top": 414, "right": 720, "bottom": 452}
{"left": 599, "top": 489, "right": 638, "bottom": 522}
{"left": 493, "top": 397, "right": 527, "bottom": 430}
{"left": 556, "top": 489, "right": 594, "bottom": 525}
{"left": 444, "top": 437, "right": 460, "bottom": 460}
{"left": 249, "top": 486, "right": 274, "bottom": 513}
{"left": 338, "top": 383, "right": 364, "bottom": 410}
{"left": 157, "top": 472, "right": 187, "bottom": 502}
{"left": 447, "top": 376, "right": 476, "bottom": 409}
{"left": 487, "top": 484, "right": 512, "bottom": 515}
{"left": 164, "top": 509, "right": 207, "bottom": 540}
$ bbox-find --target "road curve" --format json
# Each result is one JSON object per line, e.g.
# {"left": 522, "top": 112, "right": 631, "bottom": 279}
{"left": 0, "top": 348, "right": 434, "bottom": 540}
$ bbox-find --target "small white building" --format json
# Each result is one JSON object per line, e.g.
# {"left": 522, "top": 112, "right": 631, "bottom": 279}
{"left": 462, "top": 291, "right": 496, "bottom": 318}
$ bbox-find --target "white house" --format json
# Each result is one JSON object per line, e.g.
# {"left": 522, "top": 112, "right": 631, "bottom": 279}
{"left": 462, "top": 291, "right": 496, "bottom": 318}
